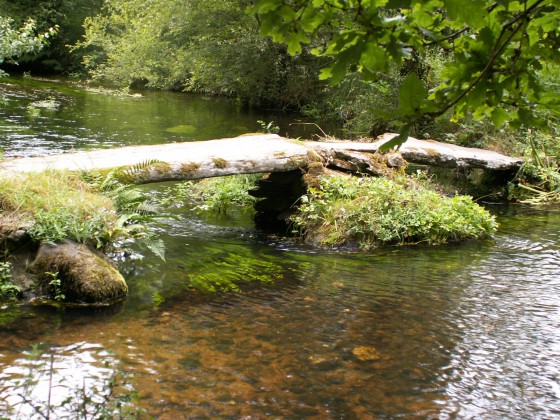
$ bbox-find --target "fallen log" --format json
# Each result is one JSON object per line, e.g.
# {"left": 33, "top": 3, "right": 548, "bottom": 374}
{"left": 0, "top": 133, "right": 523, "bottom": 182}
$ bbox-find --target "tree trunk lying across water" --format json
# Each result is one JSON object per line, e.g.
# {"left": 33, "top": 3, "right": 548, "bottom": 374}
{"left": 0, "top": 133, "right": 523, "bottom": 181}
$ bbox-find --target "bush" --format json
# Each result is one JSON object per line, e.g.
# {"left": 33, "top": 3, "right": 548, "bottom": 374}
{"left": 291, "top": 174, "right": 497, "bottom": 249}
{"left": 74, "top": 0, "right": 327, "bottom": 108}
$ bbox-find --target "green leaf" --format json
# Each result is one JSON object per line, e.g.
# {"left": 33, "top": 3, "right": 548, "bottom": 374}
{"left": 360, "top": 42, "right": 387, "bottom": 72}
{"left": 379, "top": 125, "right": 411, "bottom": 151}
{"left": 285, "top": 30, "right": 310, "bottom": 55}
{"left": 443, "top": 0, "right": 487, "bottom": 29}
{"left": 490, "top": 107, "right": 509, "bottom": 127}
{"left": 398, "top": 73, "right": 428, "bottom": 116}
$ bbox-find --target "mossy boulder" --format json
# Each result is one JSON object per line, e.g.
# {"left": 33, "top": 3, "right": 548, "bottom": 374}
{"left": 30, "top": 241, "right": 128, "bottom": 304}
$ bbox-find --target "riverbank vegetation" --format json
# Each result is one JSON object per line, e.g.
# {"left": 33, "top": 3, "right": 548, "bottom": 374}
{"left": 0, "top": 170, "right": 164, "bottom": 256}
{"left": 291, "top": 174, "right": 497, "bottom": 249}
{"left": 2, "top": 0, "right": 555, "bottom": 202}
{"left": 156, "top": 171, "right": 498, "bottom": 250}
{"left": 3, "top": 1, "right": 560, "bottom": 157}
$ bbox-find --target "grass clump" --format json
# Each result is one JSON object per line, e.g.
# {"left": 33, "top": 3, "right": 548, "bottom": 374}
{"left": 291, "top": 174, "right": 497, "bottom": 249}
{"left": 508, "top": 130, "right": 560, "bottom": 204}
{"left": 0, "top": 170, "right": 166, "bottom": 259}
{"left": 0, "top": 170, "right": 118, "bottom": 246}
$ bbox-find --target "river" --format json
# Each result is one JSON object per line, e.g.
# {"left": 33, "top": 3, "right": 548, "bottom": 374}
{"left": 0, "top": 77, "right": 559, "bottom": 418}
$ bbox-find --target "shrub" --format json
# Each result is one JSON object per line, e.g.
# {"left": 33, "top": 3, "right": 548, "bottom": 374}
{"left": 291, "top": 174, "right": 497, "bottom": 249}
{"left": 0, "top": 261, "right": 20, "bottom": 300}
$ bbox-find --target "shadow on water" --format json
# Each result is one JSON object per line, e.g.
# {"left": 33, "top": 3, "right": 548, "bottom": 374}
{"left": 1, "top": 78, "right": 560, "bottom": 418}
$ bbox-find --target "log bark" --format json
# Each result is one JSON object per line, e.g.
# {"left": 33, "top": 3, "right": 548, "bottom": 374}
{"left": 305, "top": 133, "right": 523, "bottom": 171}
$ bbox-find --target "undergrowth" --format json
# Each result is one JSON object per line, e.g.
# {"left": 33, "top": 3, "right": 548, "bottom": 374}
{"left": 159, "top": 174, "right": 261, "bottom": 214}
{"left": 0, "top": 261, "right": 20, "bottom": 300}
{"left": 291, "top": 174, "right": 497, "bottom": 250}
{"left": 508, "top": 130, "right": 560, "bottom": 204}
{"left": 0, "top": 170, "right": 117, "bottom": 246}
{"left": 0, "top": 168, "right": 166, "bottom": 259}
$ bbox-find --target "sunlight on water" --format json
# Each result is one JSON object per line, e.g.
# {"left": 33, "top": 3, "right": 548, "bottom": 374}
{"left": 0, "top": 342, "right": 138, "bottom": 419}
{"left": 0, "top": 77, "right": 326, "bottom": 158}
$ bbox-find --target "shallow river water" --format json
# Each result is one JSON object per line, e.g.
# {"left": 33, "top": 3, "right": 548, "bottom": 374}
{"left": 0, "top": 78, "right": 559, "bottom": 419}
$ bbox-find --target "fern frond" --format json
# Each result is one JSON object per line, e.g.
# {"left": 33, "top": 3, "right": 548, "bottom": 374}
{"left": 118, "top": 159, "right": 165, "bottom": 183}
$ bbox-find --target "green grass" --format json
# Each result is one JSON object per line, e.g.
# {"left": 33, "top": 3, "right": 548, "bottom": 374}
{"left": 0, "top": 170, "right": 119, "bottom": 246}
{"left": 291, "top": 174, "right": 498, "bottom": 249}
{"left": 0, "top": 169, "right": 166, "bottom": 258}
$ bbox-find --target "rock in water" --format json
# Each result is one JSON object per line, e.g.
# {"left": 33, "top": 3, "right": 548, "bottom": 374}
{"left": 30, "top": 241, "right": 128, "bottom": 303}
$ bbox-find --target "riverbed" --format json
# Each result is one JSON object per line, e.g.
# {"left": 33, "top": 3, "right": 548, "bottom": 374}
{"left": 1, "top": 78, "right": 559, "bottom": 418}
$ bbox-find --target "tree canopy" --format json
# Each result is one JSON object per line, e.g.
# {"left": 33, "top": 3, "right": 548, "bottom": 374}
{"left": 251, "top": 0, "right": 560, "bottom": 148}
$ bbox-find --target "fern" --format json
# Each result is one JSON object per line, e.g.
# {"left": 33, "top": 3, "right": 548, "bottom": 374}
{"left": 118, "top": 159, "right": 164, "bottom": 184}
{"left": 79, "top": 168, "right": 170, "bottom": 260}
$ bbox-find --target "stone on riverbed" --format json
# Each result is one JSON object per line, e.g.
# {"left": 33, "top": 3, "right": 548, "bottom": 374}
{"left": 30, "top": 241, "right": 127, "bottom": 304}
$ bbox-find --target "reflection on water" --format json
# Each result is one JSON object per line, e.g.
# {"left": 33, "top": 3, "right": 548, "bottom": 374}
{"left": 0, "top": 342, "right": 139, "bottom": 418}
{"left": 0, "top": 76, "right": 326, "bottom": 158}
{"left": 1, "top": 206, "right": 559, "bottom": 418}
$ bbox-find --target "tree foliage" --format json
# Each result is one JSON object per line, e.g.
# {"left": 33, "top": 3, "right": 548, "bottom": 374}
{"left": 0, "top": 16, "right": 56, "bottom": 74}
{"left": 0, "top": 0, "right": 100, "bottom": 73}
{"left": 252, "top": 0, "right": 560, "bottom": 147}
{"left": 74, "top": 0, "right": 326, "bottom": 108}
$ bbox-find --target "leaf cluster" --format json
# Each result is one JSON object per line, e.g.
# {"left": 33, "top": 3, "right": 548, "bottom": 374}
{"left": 0, "top": 16, "right": 57, "bottom": 75}
{"left": 252, "top": 0, "right": 560, "bottom": 146}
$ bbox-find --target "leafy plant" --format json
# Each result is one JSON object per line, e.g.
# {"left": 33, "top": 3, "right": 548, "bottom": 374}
{"left": 46, "top": 271, "right": 65, "bottom": 302}
{"left": 159, "top": 174, "right": 261, "bottom": 215}
{"left": 28, "top": 207, "right": 114, "bottom": 245}
{"left": 257, "top": 119, "right": 280, "bottom": 134}
{"left": 0, "top": 261, "right": 20, "bottom": 300}
{"left": 80, "top": 168, "right": 169, "bottom": 260}
{"left": 291, "top": 174, "right": 497, "bottom": 249}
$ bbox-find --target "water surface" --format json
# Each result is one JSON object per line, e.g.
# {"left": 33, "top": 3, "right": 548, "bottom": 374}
{"left": 0, "top": 78, "right": 559, "bottom": 418}
{"left": 0, "top": 76, "right": 323, "bottom": 158}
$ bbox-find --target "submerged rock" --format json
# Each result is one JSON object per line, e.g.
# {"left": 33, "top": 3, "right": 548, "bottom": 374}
{"left": 29, "top": 100, "right": 61, "bottom": 110}
{"left": 30, "top": 241, "right": 127, "bottom": 304}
